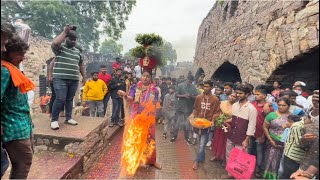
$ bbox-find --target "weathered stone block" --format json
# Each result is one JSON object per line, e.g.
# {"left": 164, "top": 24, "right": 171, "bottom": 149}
{"left": 290, "top": 29, "right": 301, "bottom": 56}
{"left": 36, "top": 138, "right": 44, "bottom": 145}
{"left": 295, "top": 2, "right": 319, "bottom": 21}
{"left": 298, "top": 27, "right": 309, "bottom": 40}
{"left": 287, "top": 11, "right": 295, "bottom": 24}
{"left": 35, "top": 145, "right": 48, "bottom": 151}
{"left": 308, "top": 14, "right": 319, "bottom": 25}
{"left": 43, "top": 139, "right": 50, "bottom": 145}
{"left": 53, "top": 139, "right": 59, "bottom": 145}
{"left": 265, "top": 30, "right": 278, "bottom": 48}
{"left": 299, "top": 39, "right": 309, "bottom": 52}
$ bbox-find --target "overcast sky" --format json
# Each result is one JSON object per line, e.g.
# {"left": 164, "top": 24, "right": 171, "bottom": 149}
{"left": 117, "top": 0, "right": 216, "bottom": 62}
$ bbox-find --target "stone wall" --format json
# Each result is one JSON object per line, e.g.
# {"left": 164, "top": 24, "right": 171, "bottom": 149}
{"left": 170, "top": 61, "right": 193, "bottom": 78}
{"left": 194, "top": 0, "right": 319, "bottom": 86}
{"left": 23, "top": 35, "right": 55, "bottom": 99}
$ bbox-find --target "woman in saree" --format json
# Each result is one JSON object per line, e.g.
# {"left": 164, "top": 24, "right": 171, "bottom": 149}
{"left": 118, "top": 69, "right": 162, "bottom": 170}
{"left": 210, "top": 92, "right": 237, "bottom": 163}
{"left": 263, "top": 97, "right": 291, "bottom": 179}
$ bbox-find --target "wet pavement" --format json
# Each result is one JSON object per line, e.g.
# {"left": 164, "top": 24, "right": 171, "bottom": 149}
{"left": 83, "top": 124, "right": 228, "bottom": 179}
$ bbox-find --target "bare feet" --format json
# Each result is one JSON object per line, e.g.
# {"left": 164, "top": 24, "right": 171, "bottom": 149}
{"left": 153, "top": 162, "right": 162, "bottom": 170}
{"left": 192, "top": 162, "right": 198, "bottom": 170}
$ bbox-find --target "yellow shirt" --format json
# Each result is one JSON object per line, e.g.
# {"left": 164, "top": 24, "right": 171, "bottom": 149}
{"left": 83, "top": 79, "right": 108, "bottom": 101}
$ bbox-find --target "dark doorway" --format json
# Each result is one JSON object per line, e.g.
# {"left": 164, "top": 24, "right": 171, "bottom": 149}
{"left": 195, "top": 68, "right": 205, "bottom": 83}
{"left": 39, "top": 75, "right": 47, "bottom": 97}
{"left": 211, "top": 61, "right": 242, "bottom": 83}
{"left": 86, "top": 61, "right": 113, "bottom": 78}
{"left": 267, "top": 47, "right": 319, "bottom": 91}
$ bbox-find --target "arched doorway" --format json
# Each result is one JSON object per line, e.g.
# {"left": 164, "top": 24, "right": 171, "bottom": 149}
{"left": 195, "top": 68, "right": 205, "bottom": 83}
{"left": 211, "top": 61, "right": 242, "bottom": 83}
{"left": 86, "top": 61, "right": 113, "bottom": 78}
{"left": 267, "top": 47, "right": 319, "bottom": 91}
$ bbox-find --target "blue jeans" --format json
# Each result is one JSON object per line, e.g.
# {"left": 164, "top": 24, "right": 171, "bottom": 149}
{"left": 111, "top": 98, "right": 123, "bottom": 124}
{"left": 172, "top": 111, "right": 192, "bottom": 140}
{"left": 103, "top": 93, "right": 111, "bottom": 116}
{"left": 87, "top": 100, "right": 104, "bottom": 117}
{"left": 1, "top": 145, "right": 9, "bottom": 177}
{"left": 195, "top": 133, "right": 209, "bottom": 163}
{"left": 278, "top": 155, "right": 300, "bottom": 179}
{"left": 256, "top": 140, "right": 266, "bottom": 173}
{"left": 248, "top": 137, "right": 265, "bottom": 173}
{"left": 51, "top": 79, "right": 79, "bottom": 122}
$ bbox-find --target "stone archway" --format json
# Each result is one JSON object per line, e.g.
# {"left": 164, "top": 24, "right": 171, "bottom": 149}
{"left": 267, "top": 47, "right": 319, "bottom": 91}
{"left": 211, "top": 61, "right": 242, "bottom": 83}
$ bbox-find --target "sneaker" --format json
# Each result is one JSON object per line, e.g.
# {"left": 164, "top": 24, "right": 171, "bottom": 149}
{"left": 51, "top": 121, "right": 59, "bottom": 130}
{"left": 185, "top": 138, "right": 192, "bottom": 145}
{"left": 170, "top": 137, "right": 176, "bottom": 143}
{"left": 65, "top": 119, "right": 78, "bottom": 125}
{"left": 206, "top": 141, "right": 212, "bottom": 147}
{"left": 109, "top": 122, "right": 114, "bottom": 127}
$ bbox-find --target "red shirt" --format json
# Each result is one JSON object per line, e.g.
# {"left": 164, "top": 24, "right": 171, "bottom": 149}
{"left": 98, "top": 72, "right": 112, "bottom": 85}
{"left": 112, "top": 62, "right": 122, "bottom": 70}
{"left": 301, "top": 91, "right": 309, "bottom": 98}
{"left": 252, "top": 101, "right": 274, "bottom": 138}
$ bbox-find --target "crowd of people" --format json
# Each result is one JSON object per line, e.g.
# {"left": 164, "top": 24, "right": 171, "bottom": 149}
{"left": 1, "top": 20, "right": 319, "bottom": 179}
{"left": 157, "top": 76, "right": 319, "bottom": 179}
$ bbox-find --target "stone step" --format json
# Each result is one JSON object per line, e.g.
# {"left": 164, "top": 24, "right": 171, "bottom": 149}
{"left": 32, "top": 113, "right": 109, "bottom": 152}
{"left": 3, "top": 113, "right": 122, "bottom": 179}
{"left": 3, "top": 151, "right": 82, "bottom": 179}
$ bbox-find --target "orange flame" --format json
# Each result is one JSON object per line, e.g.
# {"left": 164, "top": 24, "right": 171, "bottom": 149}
{"left": 121, "top": 100, "right": 157, "bottom": 176}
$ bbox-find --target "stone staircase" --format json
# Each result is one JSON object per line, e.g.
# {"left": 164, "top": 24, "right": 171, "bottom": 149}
{"left": 2, "top": 113, "right": 121, "bottom": 179}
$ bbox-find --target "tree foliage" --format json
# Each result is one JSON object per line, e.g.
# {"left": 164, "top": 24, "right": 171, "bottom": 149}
{"left": 123, "top": 48, "right": 137, "bottom": 61}
{"left": 160, "top": 41, "right": 177, "bottom": 65}
{"left": 1, "top": 0, "right": 135, "bottom": 51}
{"left": 99, "top": 39, "right": 123, "bottom": 58}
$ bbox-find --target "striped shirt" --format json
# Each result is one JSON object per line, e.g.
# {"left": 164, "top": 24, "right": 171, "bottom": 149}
{"left": 283, "top": 120, "right": 305, "bottom": 163}
{"left": 52, "top": 43, "right": 83, "bottom": 80}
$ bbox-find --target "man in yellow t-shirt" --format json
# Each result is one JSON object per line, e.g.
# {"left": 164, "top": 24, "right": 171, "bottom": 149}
{"left": 82, "top": 72, "right": 108, "bottom": 117}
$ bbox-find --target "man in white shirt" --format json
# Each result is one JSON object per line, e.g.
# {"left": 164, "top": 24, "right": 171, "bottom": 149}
{"left": 294, "top": 85, "right": 311, "bottom": 110}
{"left": 134, "top": 64, "right": 141, "bottom": 79}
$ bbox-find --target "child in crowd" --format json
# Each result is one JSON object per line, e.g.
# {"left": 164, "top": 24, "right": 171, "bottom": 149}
{"left": 162, "top": 86, "right": 176, "bottom": 139}
{"left": 279, "top": 115, "right": 305, "bottom": 179}
{"left": 74, "top": 102, "right": 88, "bottom": 116}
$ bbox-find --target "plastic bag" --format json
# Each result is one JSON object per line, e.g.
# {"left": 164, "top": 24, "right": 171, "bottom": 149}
{"left": 226, "top": 147, "right": 256, "bottom": 179}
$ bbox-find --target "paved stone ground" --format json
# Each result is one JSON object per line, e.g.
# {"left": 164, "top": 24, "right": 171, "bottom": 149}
{"left": 155, "top": 124, "right": 228, "bottom": 179}
{"left": 82, "top": 129, "right": 155, "bottom": 179}
{"left": 83, "top": 124, "right": 228, "bottom": 179}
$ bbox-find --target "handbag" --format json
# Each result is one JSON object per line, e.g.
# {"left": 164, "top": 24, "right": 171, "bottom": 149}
{"left": 226, "top": 147, "right": 256, "bottom": 179}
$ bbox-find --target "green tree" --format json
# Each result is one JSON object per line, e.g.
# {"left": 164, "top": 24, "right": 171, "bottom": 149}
{"left": 160, "top": 41, "right": 177, "bottom": 65}
{"left": 1, "top": 0, "right": 135, "bottom": 51}
{"left": 99, "top": 39, "right": 123, "bottom": 57}
{"left": 123, "top": 48, "right": 137, "bottom": 61}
